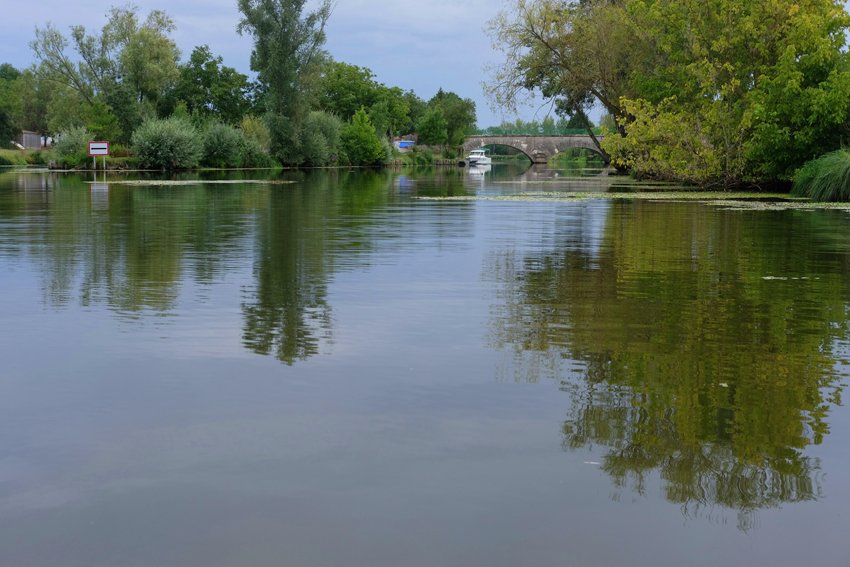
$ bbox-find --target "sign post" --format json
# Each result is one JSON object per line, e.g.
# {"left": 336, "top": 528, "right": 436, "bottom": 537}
{"left": 88, "top": 141, "right": 110, "bottom": 170}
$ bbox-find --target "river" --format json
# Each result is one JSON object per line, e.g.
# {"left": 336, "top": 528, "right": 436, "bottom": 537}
{"left": 1, "top": 165, "right": 848, "bottom": 566}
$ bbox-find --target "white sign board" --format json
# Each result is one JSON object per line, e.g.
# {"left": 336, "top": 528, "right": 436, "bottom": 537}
{"left": 88, "top": 141, "right": 110, "bottom": 156}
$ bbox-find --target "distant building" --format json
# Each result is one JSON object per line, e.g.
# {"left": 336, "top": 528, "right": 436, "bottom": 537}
{"left": 17, "top": 131, "right": 43, "bottom": 149}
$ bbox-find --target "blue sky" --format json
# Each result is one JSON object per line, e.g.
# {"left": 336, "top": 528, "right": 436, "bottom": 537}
{"left": 0, "top": 0, "right": 543, "bottom": 127}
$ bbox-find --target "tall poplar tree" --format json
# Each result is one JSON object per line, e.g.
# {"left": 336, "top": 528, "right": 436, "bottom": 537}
{"left": 237, "top": 0, "right": 333, "bottom": 164}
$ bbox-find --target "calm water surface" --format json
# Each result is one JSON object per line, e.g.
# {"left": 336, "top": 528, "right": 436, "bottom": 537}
{"left": 1, "top": 166, "right": 849, "bottom": 566}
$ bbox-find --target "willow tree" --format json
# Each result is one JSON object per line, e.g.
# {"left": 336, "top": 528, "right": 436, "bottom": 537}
{"left": 237, "top": 0, "right": 333, "bottom": 165}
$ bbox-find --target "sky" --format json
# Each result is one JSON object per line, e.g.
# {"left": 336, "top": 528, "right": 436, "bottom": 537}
{"left": 0, "top": 0, "right": 545, "bottom": 127}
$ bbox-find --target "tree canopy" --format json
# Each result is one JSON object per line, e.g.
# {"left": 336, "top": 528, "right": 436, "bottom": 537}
{"left": 164, "top": 45, "right": 253, "bottom": 125}
{"left": 489, "top": 0, "right": 850, "bottom": 186}
{"left": 29, "top": 6, "right": 181, "bottom": 142}
{"left": 8, "top": 2, "right": 477, "bottom": 166}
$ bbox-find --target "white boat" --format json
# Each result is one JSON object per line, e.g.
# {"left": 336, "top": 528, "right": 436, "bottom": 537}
{"left": 465, "top": 149, "right": 492, "bottom": 166}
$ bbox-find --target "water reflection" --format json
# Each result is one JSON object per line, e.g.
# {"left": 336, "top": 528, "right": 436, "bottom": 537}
{"left": 0, "top": 169, "right": 475, "bottom": 363}
{"left": 489, "top": 200, "right": 849, "bottom": 528}
{"left": 240, "top": 170, "right": 398, "bottom": 364}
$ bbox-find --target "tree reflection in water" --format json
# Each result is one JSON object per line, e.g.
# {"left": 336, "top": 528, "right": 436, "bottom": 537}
{"left": 240, "top": 170, "right": 393, "bottom": 364}
{"left": 489, "top": 200, "right": 848, "bottom": 529}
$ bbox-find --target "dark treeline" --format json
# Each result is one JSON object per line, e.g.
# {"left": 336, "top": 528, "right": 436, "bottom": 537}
{"left": 0, "top": 2, "right": 477, "bottom": 168}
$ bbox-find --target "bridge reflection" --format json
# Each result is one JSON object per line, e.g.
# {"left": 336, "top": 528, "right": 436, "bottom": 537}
{"left": 463, "top": 134, "right": 606, "bottom": 164}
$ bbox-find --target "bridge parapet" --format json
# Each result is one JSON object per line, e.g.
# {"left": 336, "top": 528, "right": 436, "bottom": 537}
{"left": 463, "top": 134, "right": 605, "bottom": 164}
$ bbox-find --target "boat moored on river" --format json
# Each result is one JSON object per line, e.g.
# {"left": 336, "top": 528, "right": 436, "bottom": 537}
{"left": 464, "top": 148, "right": 492, "bottom": 166}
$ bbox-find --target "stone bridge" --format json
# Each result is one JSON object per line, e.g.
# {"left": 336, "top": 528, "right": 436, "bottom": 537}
{"left": 462, "top": 135, "right": 605, "bottom": 165}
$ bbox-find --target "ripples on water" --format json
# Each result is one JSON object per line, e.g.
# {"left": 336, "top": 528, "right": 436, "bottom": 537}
{"left": 0, "top": 167, "right": 849, "bottom": 566}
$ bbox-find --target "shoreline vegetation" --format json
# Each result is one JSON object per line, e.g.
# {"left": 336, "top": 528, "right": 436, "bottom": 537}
{"left": 1, "top": 2, "right": 478, "bottom": 172}
{"left": 487, "top": 0, "right": 850, "bottom": 200}
{"left": 4, "top": 0, "right": 850, "bottom": 199}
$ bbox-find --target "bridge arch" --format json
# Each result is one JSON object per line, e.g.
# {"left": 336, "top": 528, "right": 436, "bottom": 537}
{"left": 462, "top": 135, "right": 606, "bottom": 165}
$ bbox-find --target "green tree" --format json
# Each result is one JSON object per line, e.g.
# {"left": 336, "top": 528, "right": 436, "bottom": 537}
{"left": 488, "top": 0, "right": 640, "bottom": 149}
{"left": 403, "top": 90, "right": 426, "bottom": 135}
{"left": 46, "top": 86, "right": 88, "bottom": 134}
{"left": 240, "top": 115, "right": 272, "bottom": 151}
{"left": 168, "top": 45, "right": 253, "bottom": 124}
{"left": 340, "top": 108, "right": 385, "bottom": 166}
{"left": 564, "top": 109, "right": 591, "bottom": 130}
{"left": 611, "top": 0, "right": 850, "bottom": 185}
{"left": 85, "top": 99, "right": 122, "bottom": 141}
{"left": 118, "top": 10, "right": 180, "bottom": 106}
{"left": 0, "top": 64, "right": 21, "bottom": 147}
{"left": 491, "top": 0, "right": 850, "bottom": 186}
{"left": 316, "top": 61, "right": 379, "bottom": 121}
{"left": 428, "top": 88, "right": 476, "bottom": 146}
{"left": 237, "top": 0, "right": 332, "bottom": 165}
{"left": 30, "top": 6, "right": 181, "bottom": 141}
{"left": 416, "top": 106, "right": 449, "bottom": 146}
{"left": 301, "top": 110, "right": 342, "bottom": 166}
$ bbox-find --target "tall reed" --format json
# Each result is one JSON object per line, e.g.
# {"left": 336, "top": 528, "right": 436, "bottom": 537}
{"left": 792, "top": 150, "right": 850, "bottom": 202}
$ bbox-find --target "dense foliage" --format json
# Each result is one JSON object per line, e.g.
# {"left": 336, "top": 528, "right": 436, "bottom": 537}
{"left": 301, "top": 111, "right": 343, "bottom": 167}
{"left": 201, "top": 122, "right": 243, "bottom": 168}
{"left": 31, "top": 6, "right": 180, "bottom": 143}
{"left": 416, "top": 107, "right": 449, "bottom": 146}
{"left": 53, "top": 126, "right": 92, "bottom": 166}
{"left": 164, "top": 45, "right": 254, "bottom": 125}
{"left": 490, "top": 0, "right": 850, "bottom": 188}
{"left": 4, "top": 2, "right": 477, "bottom": 168}
{"left": 132, "top": 117, "right": 202, "bottom": 170}
{"left": 0, "top": 64, "right": 20, "bottom": 148}
{"left": 237, "top": 0, "right": 332, "bottom": 165}
{"left": 340, "top": 109, "right": 386, "bottom": 166}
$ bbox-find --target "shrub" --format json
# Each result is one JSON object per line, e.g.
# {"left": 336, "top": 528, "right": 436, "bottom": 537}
{"left": 792, "top": 150, "right": 850, "bottom": 202}
{"left": 266, "top": 113, "right": 303, "bottom": 165}
{"left": 301, "top": 129, "right": 330, "bottom": 167}
{"left": 380, "top": 137, "right": 393, "bottom": 163}
{"left": 53, "top": 126, "right": 91, "bottom": 159}
{"left": 110, "top": 144, "right": 132, "bottom": 158}
{"left": 340, "top": 109, "right": 385, "bottom": 166}
{"left": 132, "top": 117, "right": 202, "bottom": 170}
{"left": 0, "top": 153, "right": 11, "bottom": 166}
{"left": 239, "top": 136, "right": 276, "bottom": 168}
{"left": 302, "top": 111, "right": 342, "bottom": 167}
{"left": 404, "top": 147, "right": 434, "bottom": 166}
{"left": 240, "top": 115, "right": 271, "bottom": 152}
{"left": 26, "top": 151, "right": 47, "bottom": 165}
{"left": 201, "top": 122, "right": 242, "bottom": 168}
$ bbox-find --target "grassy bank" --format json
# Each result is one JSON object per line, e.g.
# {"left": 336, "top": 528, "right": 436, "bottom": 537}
{"left": 0, "top": 149, "right": 33, "bottom": 166}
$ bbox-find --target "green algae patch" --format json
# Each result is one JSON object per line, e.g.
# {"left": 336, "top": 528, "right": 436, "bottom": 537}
{"left": 413, "top": 191, "right": 850, "bottom": 209}
{"left": 108, "top": 179, "right": 296, "bottom": 187}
